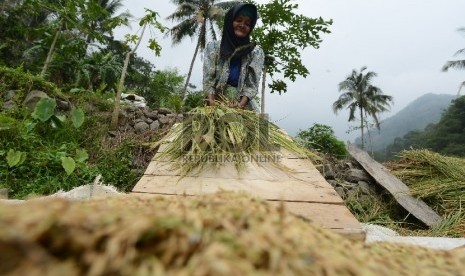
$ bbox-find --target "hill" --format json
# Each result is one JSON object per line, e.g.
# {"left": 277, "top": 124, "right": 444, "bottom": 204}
{"left": 355, "top": 93, "right": 455, "bottom": 152}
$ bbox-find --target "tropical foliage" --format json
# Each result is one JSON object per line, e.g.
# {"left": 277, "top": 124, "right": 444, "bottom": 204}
{"left": 296, "top": 124, "right": 348, "bottom": 158}
{"left": 333, "top": 66, "right": 393, "bottom": 149}
{"left": 442, "top": 27, "right": 465, "bottom": 97}
{"left": 251, "top": 0, "right": 332, "bottom": 96}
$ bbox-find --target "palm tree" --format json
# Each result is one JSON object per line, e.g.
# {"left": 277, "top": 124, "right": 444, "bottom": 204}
{"left": 82, "top": 0, "right": 131, "bottom": 48}
{"left": 442, "top": 27, "right": 465, "bottom": 97}
{"left": 333, "top": 66, "right": 393, "bottom": 149}
{"left": 167, "top": 0, "right": 239, "bottom": 96}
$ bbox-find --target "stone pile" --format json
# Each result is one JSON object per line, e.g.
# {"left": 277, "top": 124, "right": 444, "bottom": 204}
{"left": 318, "top": 158, "right": 379, "bottom": 200}
{"left": 116, "top": 105, "right": 183, "bottom": 134}
{"left": 1, "top": 89, "right": 183, "bottom": 135}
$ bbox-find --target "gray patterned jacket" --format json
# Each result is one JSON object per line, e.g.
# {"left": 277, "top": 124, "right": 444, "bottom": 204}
{"left": 203, "top": 41, "right": 265, "bottom": 110}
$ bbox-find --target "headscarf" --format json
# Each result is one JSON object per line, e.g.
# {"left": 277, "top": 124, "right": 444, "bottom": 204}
{"left": 219, "top": 3, "right": 258, "bottom": 60}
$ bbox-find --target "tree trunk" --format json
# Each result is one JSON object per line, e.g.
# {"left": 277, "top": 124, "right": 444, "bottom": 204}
{"left": 260, "top": 66, "right": 266, "bottom": 114}
{"left": 110, "top": 23, "right": 147, "bottom": 130}
{"left": 41, "top": 19, "right": 64, "bottom": 78}
{"left": 360, "top": 106, "right": 364, "bottom": 150}
{"left": 457, "top": 81, "right": 465, "bottom": 97}
{"left": 182, "top": 32, "right": 203, "bottom": 98}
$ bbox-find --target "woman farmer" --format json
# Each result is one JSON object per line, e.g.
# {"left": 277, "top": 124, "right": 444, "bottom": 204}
{"left": 203, "top": 3, "right": 264, "bottom": 111}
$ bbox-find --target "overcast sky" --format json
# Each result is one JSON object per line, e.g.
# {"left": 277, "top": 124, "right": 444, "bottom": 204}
{"left": 116, "top": 0, "right": 465, "bottom": 140}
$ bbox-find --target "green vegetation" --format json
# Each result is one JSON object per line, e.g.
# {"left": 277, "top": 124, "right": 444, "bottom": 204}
{"left": 0, "top": 66, "right": 160, "bottom": 199}
{"left": 383, "top": 95, "right": 465, "bottom": 158}
{"left": 296, "top": 124, "right": 348, "bottom": 158}
{"left": 251, "top": 0, "right": 332, "bottom": 96}
{"left": 0, "top": 66, "right": 61, "bottom": 100}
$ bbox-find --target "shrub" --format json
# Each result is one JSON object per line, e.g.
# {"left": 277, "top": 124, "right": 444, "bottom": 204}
{"left": 296, "top": 124, "right": 348, "bottom": 158}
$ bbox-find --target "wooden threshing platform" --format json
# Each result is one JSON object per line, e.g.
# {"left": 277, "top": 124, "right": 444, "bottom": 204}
{"left": 132, "top": 145, "right": 366, "bottom": 241}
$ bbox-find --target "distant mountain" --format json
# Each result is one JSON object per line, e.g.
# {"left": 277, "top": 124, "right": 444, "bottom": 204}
{"left": 355, "top": 93, "right": 455, "bottom": 151}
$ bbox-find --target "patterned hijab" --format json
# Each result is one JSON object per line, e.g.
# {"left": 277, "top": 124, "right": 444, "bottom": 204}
{"left": 219, "top": 3, "right": 258, "bottom": 60}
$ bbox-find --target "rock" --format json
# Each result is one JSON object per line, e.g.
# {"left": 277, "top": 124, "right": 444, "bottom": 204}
{"left": 346, "top": 189, "right": 358, "bottom": 199}
{"left": 340, "top": 181, "right": 357, "bottom": 189}
{"left": 323, "top": 164, "right": 336, "bottom": 180}
{"left": 134, "top": 121, "right": 149, "bottom": 134}
{"left": 135, "top": 109, "right": 144, "bottom": 118}
{"left": 158, "top": 107, "right": 173, "bottom": 115}
{"left": 166, "top": 114, "right": 176, "bottom": 124}
{"left": 142, "top": 108, "right": 151, "bottom": 117}
{"left": 326, "top": 180, "right": 339, "bottom": 188}
{"left": 22, "top": 90, "right": 50, "bottom": 111}
{"left": 118, "top": 110, "right": 128, "bottom": 126}
{"left": 347, "top": 169, "right": 372, "bottom": 182}
{"left": 176, "top": 114, "right": 184, "bottom": 123}
{"left": 3, "top": 100, "right": 17, "bottom": 110}
{"left": 358, "top": 181, "right": 374, "bottom": 195}
{"left": 56, "top": 99, "right": 71, "bottom": 111}
{"left": 145, "top": 118, "right": 153, "bottom": 124}
{"left": 146, "top": 111, "right": 159, "bottom": 120}
{"left": 5, "top": 90, "right": 17, "bottom": 101}
{"left": 150, "top": 120, "right": 160, "bottom": 130}
{"left": 335, "top": 187, "right": 346, "bottom": 199}
{"left": 158, "top": 115, "right": 170, "bottom": 125}
{"left": 125, "top": 105, "right": 136, "bottom": 113}
{"left": 344, "top": 162, "right": 354, "bottom": 170}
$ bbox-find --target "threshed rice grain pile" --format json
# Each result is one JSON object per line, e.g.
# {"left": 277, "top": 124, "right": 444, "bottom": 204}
{"left": 1, "top": 193, "right": 465, "bottom": 275}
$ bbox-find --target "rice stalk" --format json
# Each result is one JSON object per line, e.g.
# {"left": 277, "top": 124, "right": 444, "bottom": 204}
{"left": 388, "top": 149, "right": 465, "bottom": 233}
{"left": 151, "top": 105, "right": 320, "bottom": 175}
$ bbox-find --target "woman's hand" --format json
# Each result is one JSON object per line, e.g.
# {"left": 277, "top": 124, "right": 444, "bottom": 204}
{"left": 238, "top": 96, "right": 249, "bottom": 109}
{"left": 207, "top": 94, "right": 216, "bottom": 106}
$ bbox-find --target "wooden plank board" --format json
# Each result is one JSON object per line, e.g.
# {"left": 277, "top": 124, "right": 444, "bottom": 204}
{"left": 347, "top": 143, "right": 442, "bottom": 227}
{"left": 267, "top": 201, "right": 361, "bottom": 229}
{"left": 133, "top": 141, "right": 366, "bottom": 241}
{"left": 133, "top": 175, "right": 343, "bottom": 204}
{"left": 332, "top": 228, "right": 366, "bottom": 242}
{"left": 131, "top": 193, "right": 365, "bottom": 242}
{"left": 144, "top": 159, "right": 332, "bottom": 186}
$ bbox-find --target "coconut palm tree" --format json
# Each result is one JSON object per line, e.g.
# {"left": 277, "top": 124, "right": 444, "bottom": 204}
{"left": 442, "top": 27, "right": 465, "bottom": 97}
{"left": 82, "top": 0, "right": 131, "bottom": 47}
{"left": 167, "top": 0, "right": 239, "bottom": 96}
{"left": 333, "top": 66, "right": 393, "bottom": 149}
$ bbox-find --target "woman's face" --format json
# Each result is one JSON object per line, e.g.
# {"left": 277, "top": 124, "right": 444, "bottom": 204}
{"left": 233, "top": 15, "right": 252, "bottom": 38}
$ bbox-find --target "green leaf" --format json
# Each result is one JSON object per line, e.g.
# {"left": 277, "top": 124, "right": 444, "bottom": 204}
{"left": 50, "top": 115, "right": 65, "bottom": 128}
{"left": 31, "top": 98, "right": 56, "bottom": 122}
{"left": 25, "top": 122, "right": 37, "bottom": 132}
{"left": 61, "top": 157, "right": 76, "bottom": 175}
{"left": 0, "top": 115, "right": 16, "bottom": 131}
{"left": 6, "top": 149, "right": 26, "bottom": 168}
{"left": 70, "top": 88, "right": 82, "bottom": 93}
{"left": 75, "top": 148, "right": 89, "bottom": 163}
{"left": 71, "top": 108, "right": 85, "bottom": 128}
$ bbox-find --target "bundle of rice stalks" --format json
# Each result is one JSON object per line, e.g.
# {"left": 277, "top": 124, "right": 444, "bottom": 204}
{"left": 153, "top": 105, "right": 319, "bottom": 175}
{"left": 387, "top": 149, "right": 465, "bottom": 236}
{"left": 1, "top": 193, "right": 464, "bottom": 275}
